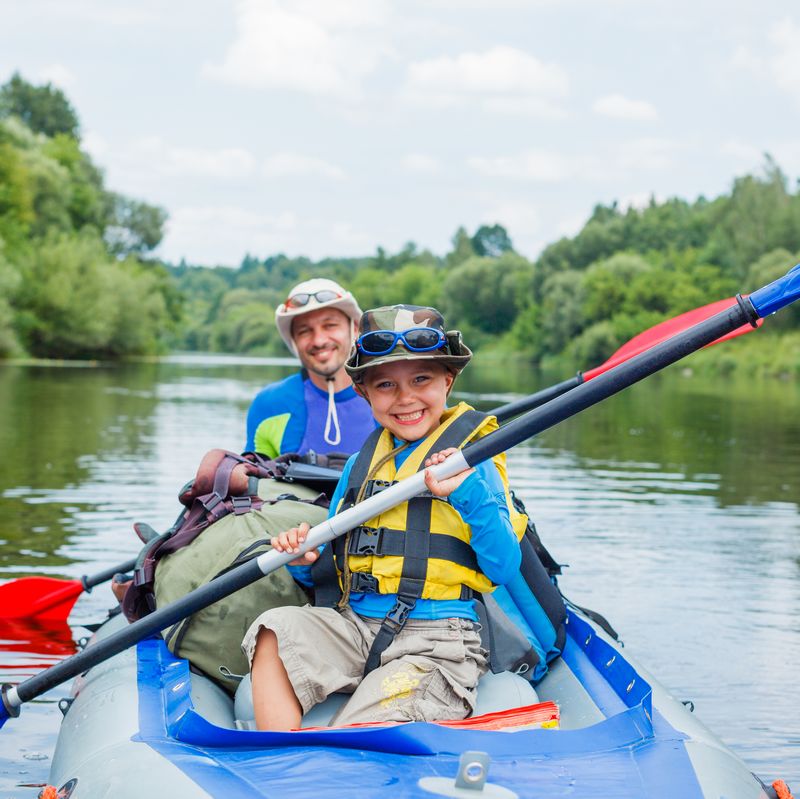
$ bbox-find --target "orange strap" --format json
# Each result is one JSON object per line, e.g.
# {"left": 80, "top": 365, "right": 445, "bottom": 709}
{"left": 773, "top": 779, "right": 795, "bottom": 799}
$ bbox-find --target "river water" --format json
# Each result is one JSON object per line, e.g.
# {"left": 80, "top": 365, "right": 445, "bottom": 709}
{"left": 0, "top": 354, "right": 798, "bottom": 795}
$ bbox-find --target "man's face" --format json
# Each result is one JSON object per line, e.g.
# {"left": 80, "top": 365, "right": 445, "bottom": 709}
{"left": 291, "top": 307, "right": 353, "bottom": 378}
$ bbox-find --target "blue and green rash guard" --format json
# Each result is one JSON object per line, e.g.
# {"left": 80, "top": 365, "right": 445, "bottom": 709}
{"left": 245, "top": 371, "right": 376, "bottom": 458}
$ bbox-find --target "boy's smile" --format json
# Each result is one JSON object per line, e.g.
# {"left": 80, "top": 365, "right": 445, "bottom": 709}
{"left": 360, "top": 360, "right": 454, "bottom": 441}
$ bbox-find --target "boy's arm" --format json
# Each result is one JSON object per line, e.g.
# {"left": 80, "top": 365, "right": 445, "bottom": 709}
{"left": 448, "top": 460, "right": 521, "bottom": 586}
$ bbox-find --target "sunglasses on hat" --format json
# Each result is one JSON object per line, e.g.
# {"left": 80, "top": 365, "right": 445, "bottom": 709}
{"left": 356, "top": 327, "right": 447, "bottom": 356}
{"left": 285, "top": 289, "right": 342, "bottom": 309}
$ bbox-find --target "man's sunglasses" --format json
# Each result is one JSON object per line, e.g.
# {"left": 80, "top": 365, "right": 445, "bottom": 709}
{"left": 285, "top": 289, "right": 342, "bottom": 309}
{"left": 356, "top": 328, "right": 447, "bottom": 356}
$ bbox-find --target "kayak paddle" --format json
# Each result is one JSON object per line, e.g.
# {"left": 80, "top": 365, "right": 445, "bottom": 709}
{"left": 0, "top": 295, "right": 765, "bottom": 622}
{"left": 2, "top": 263, "right": 798, "bottom": 727}
{"left": 0, "top": 559, "right": 138, "bottom": 622}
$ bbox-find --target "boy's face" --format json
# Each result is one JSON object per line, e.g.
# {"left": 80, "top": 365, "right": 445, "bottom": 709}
{"left": 360, "top": 360, "right": 454, "bottom": 442}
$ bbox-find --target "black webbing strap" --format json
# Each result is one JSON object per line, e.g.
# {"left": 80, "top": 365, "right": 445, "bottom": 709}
{"left": 348, "top": 525, "right": 479, "bottom": 572}
{"left": 310, "top": 547, "right": 341, "bottom": 608}
{"left": 412, "top": 409, "right": 486, "bottom": 467}
{"left": 363, "top": 496, "right": 431, "bottom": 675}
{"left": 340, "top": 426, "right": 385, "bottom": 510}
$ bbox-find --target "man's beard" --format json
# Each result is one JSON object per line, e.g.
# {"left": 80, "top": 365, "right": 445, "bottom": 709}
{"left": 303, "top": 346, "right": 344, "bottom": 378}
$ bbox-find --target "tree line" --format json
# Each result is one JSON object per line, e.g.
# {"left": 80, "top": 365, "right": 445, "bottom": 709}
{"left": 2, "top": 74, "right": 799, "bottom": 375}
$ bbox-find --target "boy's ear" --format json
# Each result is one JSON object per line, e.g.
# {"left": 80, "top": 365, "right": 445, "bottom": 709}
{"left": 443, "top": 369, "right": 455, "bottom": 394}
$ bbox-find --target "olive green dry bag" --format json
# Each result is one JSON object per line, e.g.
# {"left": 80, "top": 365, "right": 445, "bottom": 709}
{"left": 154, "top": 479, "right": 328, "bottom": 692}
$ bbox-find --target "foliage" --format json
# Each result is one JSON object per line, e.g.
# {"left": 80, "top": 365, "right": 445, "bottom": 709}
{"left": 0, "top": 72, "right": 80, "bottom": 138}
{"left": 0, "top": 74, "right": 171, "bottom": 360}
{"left": 13, "top": 231, "right": 171, "bottom": 358}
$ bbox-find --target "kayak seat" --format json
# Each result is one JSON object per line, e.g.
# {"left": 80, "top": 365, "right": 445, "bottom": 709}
{"left": 232, "top": 669, "right": 539, "bottom": 729}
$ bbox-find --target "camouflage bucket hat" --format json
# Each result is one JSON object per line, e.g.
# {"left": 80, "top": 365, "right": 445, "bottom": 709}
{"left": 345, "top": 305, "right": 472, "bottom": 383}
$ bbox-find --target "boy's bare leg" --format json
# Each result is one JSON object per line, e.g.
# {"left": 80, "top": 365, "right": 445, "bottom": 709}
{"left": 251, "top": 628, "right": 303, "bottom": 730}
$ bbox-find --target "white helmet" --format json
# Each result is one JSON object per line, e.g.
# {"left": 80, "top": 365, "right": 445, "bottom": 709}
{"left": 275, "top": 278, "right": 362, "bottom": 355}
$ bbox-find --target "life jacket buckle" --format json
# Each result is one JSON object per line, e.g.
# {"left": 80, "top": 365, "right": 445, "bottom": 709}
{"left": 365, "top": 479, "right": 395, "bottom": 498}
{"left": 349, "top": 572, "right": 379, "bottom": 593}
{"left": 385, "top": 595, "right": 416, "bottom": 630}
{"left": 348, "top": 526, "right": 386, "bottom": 556}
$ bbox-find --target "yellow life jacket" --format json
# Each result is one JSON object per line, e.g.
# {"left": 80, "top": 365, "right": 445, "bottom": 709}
{"left": 337, "top": 402, "right": 527, "bottom": 601}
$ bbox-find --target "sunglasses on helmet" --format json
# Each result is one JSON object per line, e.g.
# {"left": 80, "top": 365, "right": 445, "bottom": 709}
{"left": 285, "top": 289, "right": 342, "bottom": 309}
{"left": 356, "top": 327, "right": 447, "bottom": 356}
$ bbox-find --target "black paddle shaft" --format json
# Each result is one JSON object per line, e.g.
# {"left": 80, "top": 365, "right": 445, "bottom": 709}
{"left": 1, "top": 295, "right": 759, "bottom": 716}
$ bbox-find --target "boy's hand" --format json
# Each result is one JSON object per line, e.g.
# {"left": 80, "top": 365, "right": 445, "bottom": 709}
{"left": 270, "top": 522, "right": 319, "bottom": 565}
{"left": 423, "top": 447, "right": 475, "bottom": 498}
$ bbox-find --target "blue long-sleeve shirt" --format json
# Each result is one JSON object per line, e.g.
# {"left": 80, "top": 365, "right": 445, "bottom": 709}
{"left": 290, "top": 436, "right": 521, "bottom": 621}
{"left": 245, "top": 371, "right": 375, "bottom": 457}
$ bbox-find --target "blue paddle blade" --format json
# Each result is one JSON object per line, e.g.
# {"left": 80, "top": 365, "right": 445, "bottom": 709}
{"left": 750, "top": 262, "right": 800, "bottom": 317}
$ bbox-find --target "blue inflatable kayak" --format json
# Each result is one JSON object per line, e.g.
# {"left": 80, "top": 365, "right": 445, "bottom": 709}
{"left": 46, "top": 604, "right": 780, "bottom": 799}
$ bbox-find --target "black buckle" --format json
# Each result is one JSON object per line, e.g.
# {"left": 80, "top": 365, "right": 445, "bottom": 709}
{"left": 349, "top": 526, "right": 385, "bottom": 556}
{"left": 365, "top": 479, "right": 395, "bottom": 498}
{"left": 385, "top": 595, "right": 416, "bottom": 630}
{"left": 350, "top": 572, "right": 379, "bottom": 593}
{"left": 231, "top": 496, "right": 252, "bottom": 515}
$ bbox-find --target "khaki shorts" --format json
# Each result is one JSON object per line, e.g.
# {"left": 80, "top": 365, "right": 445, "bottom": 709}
{"left": 242, "top": 604, "right": 488, "bottom": 726}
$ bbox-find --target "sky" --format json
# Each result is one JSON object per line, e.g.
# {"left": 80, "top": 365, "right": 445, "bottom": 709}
{"left": 2, "top": 0, "right": 800, "bottom": 268}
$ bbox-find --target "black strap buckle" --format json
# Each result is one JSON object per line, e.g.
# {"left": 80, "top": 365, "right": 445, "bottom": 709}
{"left": 386, "top": 595, "right": 416, "bottom": 630}
{"left": 365, "top": 479, "right": 395, "bottom": 499}
{"left": 350, "top": 572, "right": 379, "bottom": 593}
{"left": 231, "top": 496, "right": 252, "bottom": 515}
{"left": 348, "top": 526, "right": 385, "bottom": 556}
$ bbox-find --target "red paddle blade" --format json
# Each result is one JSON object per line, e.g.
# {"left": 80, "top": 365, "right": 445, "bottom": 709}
{"left": 0, "top": 577, "right": 84, "bottom": 621}
{"left": 583, "top": 297, "right": 762, "bottom": 381}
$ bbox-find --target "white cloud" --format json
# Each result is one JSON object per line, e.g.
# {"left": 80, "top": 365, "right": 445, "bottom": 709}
{"left": 481, "top": 201, "right": 541, "bottom": 254}
{"left": 769, "top": 18, "right": 800, "bottom": 96}
{"left": 204, "top": 0, "right": 392, "bottom": 99}
{"left": 403, "top": 46, "right": 569, "bottom": 116}
{"left": 36, "top": 63, "right": 77, "bottom": 90}
{"left": 593, "top": 93, "right": 658, "bottom": 121}
{"left": 617, "top": 137, "right": 677, "bottom": 171}
{"left": 161, "top": 205, "right": 299, "bottom": 265}
{"left": 262, "top": 152, "right": 346, "bottom": 179}
{"left": 159, "top": 204, "right": 375, "bottom": 264}
{"left": 135, "top": 137, "right": 257, "bottom": 179}
{"left": 468, "top": 149, "right": 573, "bottom": 182}
{"left": 721, "top": 138, "right": 763, "bottom": 165}
{"left": 402, "top": 153, "right": 442, "bottom": 173}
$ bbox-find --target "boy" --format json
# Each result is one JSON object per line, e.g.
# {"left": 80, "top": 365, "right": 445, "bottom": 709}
{"left": 243, "top": 305, "right": 525, "bottom": 730}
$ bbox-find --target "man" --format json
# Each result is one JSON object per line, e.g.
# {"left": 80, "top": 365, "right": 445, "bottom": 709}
{"left": 245, "top": 278, "right": 375, "bottom": 458}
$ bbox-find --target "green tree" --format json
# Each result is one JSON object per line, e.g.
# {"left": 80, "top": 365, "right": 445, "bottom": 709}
{"left": 15, "top": 231, "right": 170, "bottom": 358}
{"left": 441, "top": 252, "right": 534, "bottom": 337}
{"left": 471, "top": 224, "right": 513, "bottom": 257}
{"left": 0, "top": 73, "right": 80, "bottom": 138}
{"left": 0, "top": 246, "right": 21, "bottom": 356}
{"left": 106, "top": 195, "right": 167, "bottom": 256}
{"left": 446, "top": 226, "right": 475, "bottom": 268}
